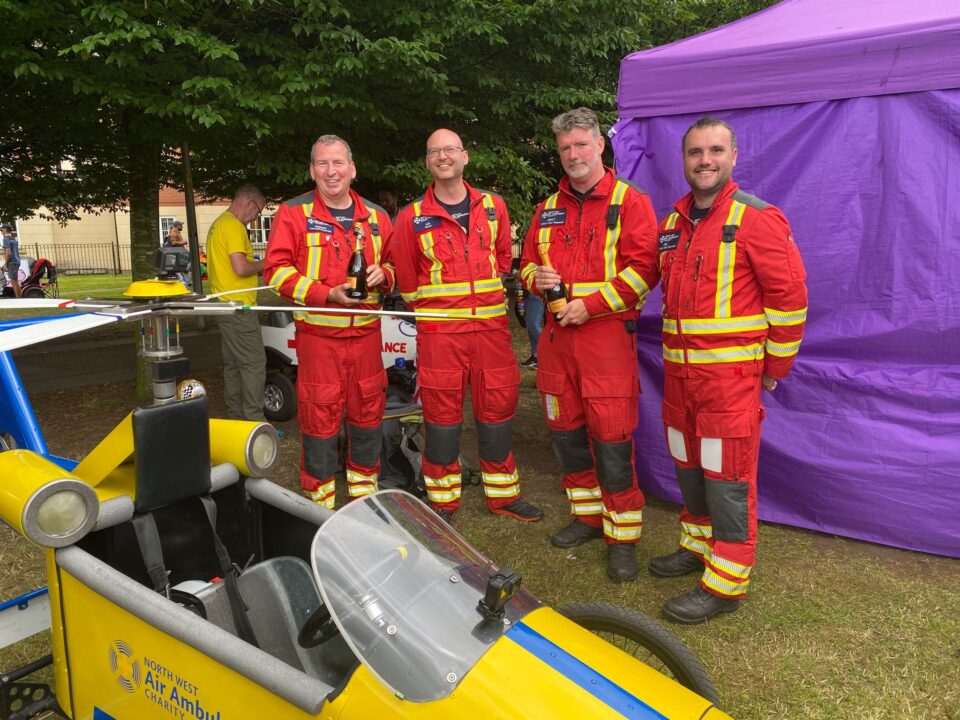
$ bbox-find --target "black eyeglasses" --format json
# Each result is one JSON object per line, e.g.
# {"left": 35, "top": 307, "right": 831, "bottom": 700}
{"left": 426, "top": 146, "right": 463, "bottom": 158}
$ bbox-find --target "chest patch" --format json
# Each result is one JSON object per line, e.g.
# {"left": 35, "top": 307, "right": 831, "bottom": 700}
{"left": 539, "top": 208, "right": 568, "bottom": 227}
{"left": 413, "top": 215, "right": 443, "bottom": 231}
{"left": 658, "top": 231, "right": 681, "bottom": 252}
{"left": 307, "top": 218, "right": 335, "bottom": 234}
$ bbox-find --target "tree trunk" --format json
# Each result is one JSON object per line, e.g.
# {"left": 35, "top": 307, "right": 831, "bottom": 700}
{"left": 129, "top": 137, "right": 161, "bottom": 281}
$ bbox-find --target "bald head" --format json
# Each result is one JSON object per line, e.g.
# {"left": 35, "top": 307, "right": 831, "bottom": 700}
{"left": 425, "top": 128, "right": 469, "bottom": 184}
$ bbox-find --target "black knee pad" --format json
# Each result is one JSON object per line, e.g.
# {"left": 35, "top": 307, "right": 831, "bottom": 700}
{"left": 347, "top": 423, "right": 381, "bottom": 468}
{"left": 676, "top": 466, "right": 707, "bottom": 516}
{"left": 591, "top": 438, "right": 634, "bottom": 493}
{"left": 424, "top": 422, "right": 462, "bottom": 466}
{"left": 476, "top": 419, "right": 512, "bottom": 464}
{"left": 550, "top": 425, "right": 593, "bottom": 475}
{"left": 705, "top": 478, "right": 748, "bottom": 542}
{"left": 303, "top": 434, "right": 339, "bottom": 480}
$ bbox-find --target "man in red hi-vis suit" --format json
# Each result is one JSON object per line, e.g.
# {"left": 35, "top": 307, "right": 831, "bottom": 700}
{"left": 519, "top": 108, "right": 660, "bottom": 582}
{"left": 650, "top": 117, "right": 808, "bottom": 623}
{"left": 264, "top": 134, "right": 394, "bottom": 508}
{"left": 387, "top": 128, "right": 543, "bottom": 525}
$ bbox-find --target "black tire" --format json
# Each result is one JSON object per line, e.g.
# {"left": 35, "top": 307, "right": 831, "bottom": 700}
{"left": 23, "top": 287, "right": 45, "bottom": 299}
{"left": 264, "top": 371, "right": 297, "bottom": 422}
{"left": 558, "top": 601, "right": 720, "bottom": 706}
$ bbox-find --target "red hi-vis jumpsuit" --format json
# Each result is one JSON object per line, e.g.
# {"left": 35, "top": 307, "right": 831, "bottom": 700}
{"left": 386, "top": 182, "right": 519, "bottom": 513}
{"left": 658, "top": 180, "right": 807, "bottom": 599}
{"left": 264, "top": 189, "right": 395, "bottom": 508}
{"left": 519, "top": 168, "right": 659, "bottom": 544}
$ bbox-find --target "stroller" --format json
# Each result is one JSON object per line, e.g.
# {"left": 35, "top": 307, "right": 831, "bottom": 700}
{"left": 1, "top": 256, "right": 59, "bottom": 299}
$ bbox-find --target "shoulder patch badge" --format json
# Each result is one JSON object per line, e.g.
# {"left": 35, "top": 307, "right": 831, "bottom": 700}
{"left": 658, "top": 231, "right": 681, "bottom": 252}
{"left": 539, "top": 208, "right": 567, "bottom": 227}
{"left": 307, "top": 217, "right": 335, "bottom": 234}
{"left": 413, "top": 215, "right": 442, "bottom": 231}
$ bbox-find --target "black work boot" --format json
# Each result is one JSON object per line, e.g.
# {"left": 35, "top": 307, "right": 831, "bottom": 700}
{"left": 607, "top": 544, "right": 640, "bottom": 582}
{"left": 491, "top": 497, "right": 544, "bottom": 522}
{"left": 648, "top": 548, "right": 704, "bottom": 578}
{"left": 550, "top": 519, "right": 604, "bottom": 548}
{"left": 435, "top": 508, "right": 456, "bottom": 524}
{"left": 661, "top": 585, "right": 741, "bottom": 625}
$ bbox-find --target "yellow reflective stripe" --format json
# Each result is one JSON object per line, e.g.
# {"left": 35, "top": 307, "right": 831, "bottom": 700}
{"left": 269, "top": 266, "right": 297, "bottom": 293}
{"left": 520, "top": 261, "right": 537, "bottom": 286}
{"left": 702, "top": 566, "right": 750, "bottom": 597}
{"left": 414, "top": 303, "right": 506, "bottom": 320}
{"left": 663, "top": 346, "right": 685, "bottom": 363}
{"left": 619, "top": 266, "right": 649, "bottom": 296}
{"left": 293, "top": 311, "right": 379, "bottom": 328}
{"left": 680, "top": 536, "right": 711, "bottom": 557}
{"left": 764, "top": 306, "right": 808, "bottom": 325}
{"left": 725, "top": 200, "right": 746, "bottom": 226}
{"left": 604, "top": 509, "right": 643, "bottom": 525}
{"left": 663, "top": 318, "right": 678, "bottom": 334}
{"left": 307, "top": 481, "right": 336, "bottom": 509}
{"left": 571, "top": 282, "right": 605, "bottom": 296}
{"left": 473, "top": 277, "right": 503, "bottom": 293}
{"left": 292, "top": 276, "right": 313, "bottom": 304}
{"left": 482, "top": 470, "right": 519, "bottom": 487}
{"left": 603, "top": 181, "right": 629, "bottom": 281}
{"left": 400, "top": 291, "right": 418, "bottom": 303}
{"left": 566, "top": 487, "right": 602, "bottom": 501}
{"left": 709, "top": 554, "right": 752, "bottom": 580}
{"left": 663, "top": 212, "right": 679, "bottom": 230}
{"left": 537, "top": 193, "right": 560, "bottom": 264}
{"left": 766, "top": 338, "right": 801, "bottom": 357}
{"left": 424, "top": 472, "right": 461, "bottom": 504}
{"left": 602, "top": 519, "right": 642, "bottom": 541}
{"left": 680, "top": 315, "right": 769, "bottom": 334}
{"left": 681, "top": 521, "right": 713, "bottom": 540}
{"left": 687, "top": 344, "right": 764, "bottom": 363}
{"left": 417, "top": 281, "right": 472, "bottom": 297}
{"left": 571, "top": 503, "right": 604, "bottom": 515}
{"left": 413, "top": 202, "right": 443, "bottom": 286}
{"left": 483, "top": 194, "right": 499, "bottom": 277}
{"left": 600, "top": 283, "right": 626, "bottom": 312}
{"left": 368, "top": 208, "right": 382, "bottom": 261}
{"left": 715, "top": 233, "right": 736, "bottom": 318}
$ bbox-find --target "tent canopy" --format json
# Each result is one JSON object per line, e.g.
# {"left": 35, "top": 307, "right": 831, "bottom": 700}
{"left": 613, "top": 0, "right": 960, "bottom": 558}
{"left": 618, "top": 0, "right": 960, "bottom": 118}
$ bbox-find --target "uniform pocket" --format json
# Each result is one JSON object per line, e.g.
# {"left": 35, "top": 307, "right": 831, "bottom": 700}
{"left": 304, "top": 234, "right": 331, "bottom": 282}
{"left": 662, "top": 400, "right": 690, "bottom": 463}
{"left": 479, "top": 364, "right": 520, "bottom": 422}
{"left": 298, "top": 381, "right": 342, "bottom": 436}
{"left": 581, "top": 374, "right": 639, "bottom": 442}
{"left": 355, "top": 370, "right": 388, "bottom": 424}
{"left": 418, "top": 366, "right": 464, "bottom": 425}
{"left": 695, "top": 410, "right": 755, "bottom": 477}
{"left": 536, "top": 369, "right": 567, "bottom": 425}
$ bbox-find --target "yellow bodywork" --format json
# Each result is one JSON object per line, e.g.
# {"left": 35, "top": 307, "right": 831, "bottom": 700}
{"left": 123, "top": 279, "right": 191, "bottom": 298}
{"left": 0, "top": 451, "right": 83, "bottom": 539}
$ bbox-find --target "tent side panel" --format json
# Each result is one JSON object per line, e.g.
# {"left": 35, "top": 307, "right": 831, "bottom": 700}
{"left": 617, "top": 91, "right": 960, "bottom": 557}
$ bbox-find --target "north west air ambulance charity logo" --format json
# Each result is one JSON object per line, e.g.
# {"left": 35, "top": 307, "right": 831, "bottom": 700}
{"left": 109, "top": 640, "right": 142, "bottom": 693}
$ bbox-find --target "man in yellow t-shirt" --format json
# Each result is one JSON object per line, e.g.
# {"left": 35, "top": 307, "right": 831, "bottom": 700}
{"left": 207, "top": 184, "right": 267, "bottom": 421}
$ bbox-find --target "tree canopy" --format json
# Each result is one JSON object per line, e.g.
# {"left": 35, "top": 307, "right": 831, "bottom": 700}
{"left": 0, "top": 0, "right": 774, "bottom": 274}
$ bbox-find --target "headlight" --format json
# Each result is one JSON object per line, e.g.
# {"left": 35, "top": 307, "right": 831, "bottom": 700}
{"left": 209, "top": 420, "right": 280, "bottom": 477}
{"left": 0, "top": 452, "right": 100, "bottom": 548}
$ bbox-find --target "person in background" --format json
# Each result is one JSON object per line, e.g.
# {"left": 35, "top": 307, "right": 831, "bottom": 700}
{"left": 649, "top": 116, "right": 807, "bottom": 623}
{"left": 265, "top": 135, "right": 395, "bottom": 508}
{"left": 1, "top": 224, "right": 21, "bottom": 298}
{"left": 387, "top": 128, "right": 544, "bottom": 525}
{"left": 206, "top": 185, "right": 268, "bottom": 422}
{"left": 520, "top": 107, "right": 659, "bottom": 582}
{"left": 165, "top": 220, "right": 188, "bottom": 247}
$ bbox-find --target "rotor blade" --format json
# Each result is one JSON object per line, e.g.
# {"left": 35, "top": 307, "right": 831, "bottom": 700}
{"left": 247, "top": 305, "right": 449, "bottom": 319}
{"left": 0, "top": 313, "right": 123, "bottom": 352}
{"left": 200, "top": 285, "right": 274, "bottom": 301}
{"left": 0, "top": 298, "right": 79, "bottom": 310}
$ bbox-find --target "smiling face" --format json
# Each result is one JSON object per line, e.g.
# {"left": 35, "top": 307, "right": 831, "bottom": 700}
{"left": 310, "top": 139, "right": 356, "bottom": 207}
{"left": 556, "top": 127, "right": 605, "bottom": 192}
{"left": 683, "top": 125, "right": 738, "bottom": 207}
{"left": 425, "top": 129, "right": 468, "bottom": 183}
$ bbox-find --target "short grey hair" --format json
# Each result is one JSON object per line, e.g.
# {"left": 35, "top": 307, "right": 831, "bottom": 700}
{"left": 682, "top": 116, "right": 737, "bottom": 151}
{"left": 551, "top": 107, "right": 602, "bottom": 138}
{"left": 311, "top": 134, "right": 353, "bottom": 163}
{"left": 234, "top": 183, "right": 264, "bottom": 203}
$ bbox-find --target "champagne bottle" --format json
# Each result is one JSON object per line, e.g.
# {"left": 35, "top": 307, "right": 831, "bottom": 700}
{"left": 346, "top": 223, "right": 368, "bottom": 299}
{"left": 542, "top": 262, "right": 568, "bottom": 320}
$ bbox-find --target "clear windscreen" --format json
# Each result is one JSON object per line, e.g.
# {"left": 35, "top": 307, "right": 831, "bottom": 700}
{"left": 310, "top": 490, "right": 540, "bottom": 702}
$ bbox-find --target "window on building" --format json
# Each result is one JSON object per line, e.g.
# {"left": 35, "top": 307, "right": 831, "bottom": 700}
{"left": 159, "top": 216, "right": 177, "bottom": 245}
{"left": 250, "top": 213, "right": 273, "bottom": 255}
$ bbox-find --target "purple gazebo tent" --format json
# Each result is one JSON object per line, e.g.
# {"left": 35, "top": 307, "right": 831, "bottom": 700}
{"left": 613, "top": 0, "right": 960, "bottom": 557}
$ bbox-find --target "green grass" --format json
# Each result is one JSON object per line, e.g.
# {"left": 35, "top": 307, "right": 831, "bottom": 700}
{"left": 57, "top": 273, "right": 136, "bottom": 298}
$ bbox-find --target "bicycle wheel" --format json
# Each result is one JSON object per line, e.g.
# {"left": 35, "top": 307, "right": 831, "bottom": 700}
{"left": 558, "top": 601, "right": 720, "bottom": 706}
